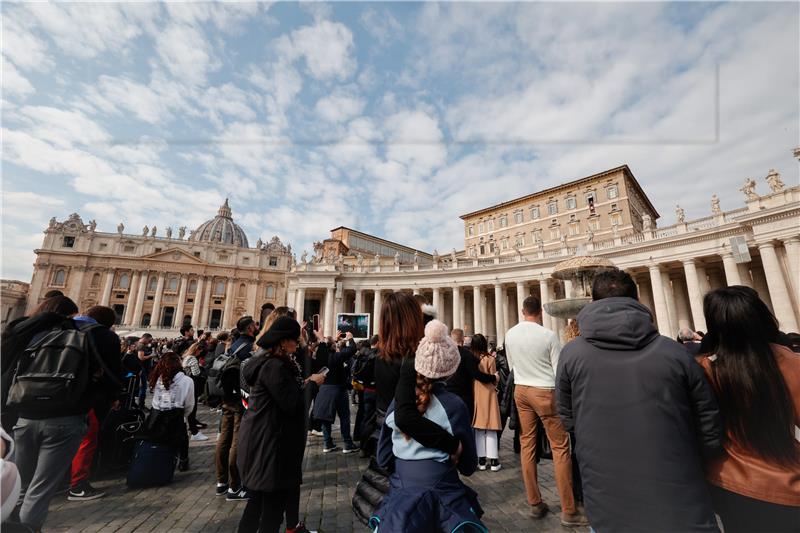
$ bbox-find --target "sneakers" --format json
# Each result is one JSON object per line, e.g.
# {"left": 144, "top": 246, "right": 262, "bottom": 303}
{"left": 67, "top": 482, "right": 106, "bottom": 501}
{"left": 286, "top": 522, "right": 317, "bottom": 533}
{"left": 489, "top": 459, "right": 502, "bottom": 472}
{"left": 322, "top": 444, "right": 339, "bottom": 453}
{"left": 190, "top": 432, "right": 209, "bottom": 441}
{"left": 342, "top": 445, "right": 359, "bottom": 455}
{"left": 226, "top": 488, "right": 251, "bottom": 501}
{"left": 477, "top": 457, "right": 487, "bottom": 471}
{"left": 309, "top": 429, "right": 324, "bottom": 437}
{"left": 530, "top": 502, "right": 549, "bottom": 519}
{"left": 215, "top": 483, "right": 228, "bottom": 496}
{"left": 560, "top": 512, "right": 589, "bottom": 527}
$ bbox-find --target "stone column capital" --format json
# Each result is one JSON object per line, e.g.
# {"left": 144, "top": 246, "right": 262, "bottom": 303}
{"left": 783, "top": 236, "right": 800, "bottom": 245}
{"left": 757, "top": 240, "right": 776, "bottom": 250}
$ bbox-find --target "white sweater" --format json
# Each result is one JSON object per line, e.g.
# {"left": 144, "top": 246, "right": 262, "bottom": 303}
{"left": 151, "top": 371, "right": 195, "bottom": 418}
{"left": 503, "top": 321, "right": 562, "bottom": 388}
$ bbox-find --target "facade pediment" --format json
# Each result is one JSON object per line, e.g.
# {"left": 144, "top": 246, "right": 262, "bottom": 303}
{"left": 142, "top": 248, "right": 206, "bottom": 264}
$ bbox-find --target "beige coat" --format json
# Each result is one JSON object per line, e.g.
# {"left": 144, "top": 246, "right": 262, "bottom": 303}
{"left": 472, "top": 355, "right": 501, "bottom": 430}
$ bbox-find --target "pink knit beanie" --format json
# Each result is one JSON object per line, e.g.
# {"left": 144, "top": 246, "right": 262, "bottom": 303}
{"left": 415, "top": 320, "right": 461, "bottom": 379}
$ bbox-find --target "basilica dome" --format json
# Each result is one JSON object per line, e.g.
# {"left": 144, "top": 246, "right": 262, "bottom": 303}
{"left": 189, "top": 199, "right": 250, "bottom": 248}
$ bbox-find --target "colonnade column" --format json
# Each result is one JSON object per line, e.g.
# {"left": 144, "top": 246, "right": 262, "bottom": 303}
{"left": 504, "top": 293, "right": 514, "bottom": 335}
{"left": 758, "top": 242, "right": 799, "bottom": 332}
{"left": 200, "top": 278, "right": 213, "bottom": 329}
{"left": 721, "top": 252, "right": 742, "bottom": 286}
{"left": 150, "top": 273, "right": 166, "bottom": 328}
{"left": 123, "top": 271, "right": 139, "bottom": 325}
{"left": 648, "top": 264, "right": 671, "bottom": 335}
{"left": 295, "top": 288, "right": 306, "bottom": 323}
{"left": 68, "top": 266, "right": 87, "bottom": 305}
{"left": 452, "top": 287, "right": 462, "bottom": 330}
{"left": 372, "top": 290, "right": 382, "bottom": 336}
{"left": 736, "top": 264, "right": 753, "bottom": 287}
{"left": 516, "top": 282, "right": 527, "bottom": 323}
{"left": 354, "top": 289, "right": 363, "bottom": 314}
{"left": 100, "top": 269, "right": 115, "bottom": 306}
{"left": 131, "top": 271, "right": 149, "bottom": 327}
{"left": 432, "top": 288, "right": 441, "bottom": 320}
{"left": 223, "top": 280, "right": 236, "bottom": 329}
{"left": 174, "top": 275, "right": 188, "bottom": 329}
{"left": 192, "top": 277, "right": 205, "bottom": 327}
{"left": 661, "top": 270, "right": 677, "bottom": 336}
{"left": 539, "top": 280, "right": 552, "bottom": 331}
{"left": 783, "top": 237, "right": 800, "bottom": 312}
{"left": 672, "top": 276, "right": 692, "bottom": 331}
{"left": 324, "top": 287, "right": 335, "bottom": 337}
{"left": 472, "top": 286, "right": 482, "bottom": 335}
{"left": 637, "top": 276, "right": 655, "bottom": 317}
{"left": 494, "top": 284, "right": 505, "bottom": 345}
{"left": 681, "top": 259, "right": 707, "bottom": 333}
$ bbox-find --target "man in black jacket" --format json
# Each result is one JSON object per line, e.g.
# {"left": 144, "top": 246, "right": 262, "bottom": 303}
{"left": 556, "top": 269, "right": 722, "bottom": 533}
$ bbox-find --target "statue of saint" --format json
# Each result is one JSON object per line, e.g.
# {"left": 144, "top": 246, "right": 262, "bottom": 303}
{"left": 740, "top": 178, "right": 758, "bottom": 200}
{"left": 413, "top": 250, "right": 419, "bottom": 265}
{"left": 142, "top": 225, "right": 149, "bottom": 236}
{"left": 451, "top": 248, "right": 457, "bottom": 263}
{"left": 166, "top": 226, "right": 172, "bottom": 239}
{"left": 89, "top": 220, "right": 97, "bottom": 232}
{"left": 765, "top": 169, "right": 785, "bottom": 193}
{"left": 178, "top": 226, "right": 186, "bottom": 239}
{"left": 49, "top": 217, "right": 57, "bottom": 228}
{"left": 256, "top": 238, "right": 263, "bottom": 248}
{"left": 642, "top": 214, "right": 653, "bottom": 231}
{"left": 357, "top": 253, "right": 364, "bottom": 266}
{"left": 675, "top": 205, "right": 685, "bottom": 224}
{"left": 394, "top": 251, "right": 400, "bottom": 266}
{"left": 301, "top": 250, "right": 308, "bottom": 264}
{"left": 117, "top": 222, "right": 124, "bottom": 235}
{"left": 150, "top": 226, "right": 157, "bottom": 237}
{"left": 711, "top": 195, "right": 721, "bottom": 214}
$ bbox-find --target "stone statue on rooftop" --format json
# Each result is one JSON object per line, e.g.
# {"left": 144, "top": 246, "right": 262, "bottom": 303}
{"left": 150, "top": 226, "right": 157, "bottom": 237}
{"left": 256, "top": 238, "right": 263, "bottom": 248}
{"left": 765, "top": 169, "right": 785, "bottom": 193}
{"left": 711, "top": 195, "right": 721, "bottom": 214}
{"left": 451, "top": 248, "right": 457, "bottom": 263}
{"left": 357, "top": 253, "right": 364, "bottom": 267}
{"left": 49, "top": 217, "right": 57, "bottom": 229}
{"left": 89, "top": 220, "right": 97, "bottom": 232}
{"left": 178, "top": 226, "right": 186, "bottom": 239}
{"left": 675, "top": 205, "right": 685, "bottom": 224}
{"left": 166, "top": 226, "right": 172, "bottom": 239}
{"left": 301, "top": 250, "right": 308, "bottom": 264}
{"left": 142, "top": 225, "right": 149, "bottom": 236}
{"left": 413, "top": 251, "right": 419, "bottom": 265}
{"left": 394, "top": 251, "right": 400, "bottom": 266}
{"left": 117, "top": 222, "right": 124, "bottom": 235}
{"left": 642, "top": 214, "right": 653, "bottom": 231}
{"left": 740, "top": 178, "right": 758, "bottom": 200}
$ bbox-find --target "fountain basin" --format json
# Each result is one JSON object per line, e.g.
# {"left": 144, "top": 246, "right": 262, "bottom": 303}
{"left": 544, "top": 297, "right": 592, "bottom": 319}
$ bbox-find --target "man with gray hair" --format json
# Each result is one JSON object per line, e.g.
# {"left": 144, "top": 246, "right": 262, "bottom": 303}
{"left": 678, "top": 327, "right": 702, "bottom": 355}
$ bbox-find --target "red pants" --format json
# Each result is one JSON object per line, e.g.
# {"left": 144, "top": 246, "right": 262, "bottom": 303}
{"left": 70, "top": 409, "right": 99, "bottom": 486}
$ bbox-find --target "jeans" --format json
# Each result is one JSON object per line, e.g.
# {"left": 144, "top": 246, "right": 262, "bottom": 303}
{"left": 321, "top": 387, "right": 354, "bottom": 449}
{"left": 138, "top": 368, "right": 149, "bottom": 408}
{"left": 214, "top": 401, "right": 242, "bottom": 489}
{"left": 710, "top": 485, "right": 800, "bottom": 533}
{"left": 14, "top": 415, "right": 87, "bottom": 530}
{"left": 238, "top": 486, "right": 301, "bottom": 533}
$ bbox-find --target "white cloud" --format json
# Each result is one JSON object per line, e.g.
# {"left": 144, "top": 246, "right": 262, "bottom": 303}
{"left": 280, "top": 20, "right": 357, "bottom": 81}
{"left": 2, "top": 13, "right": 53, "bottom": 71}
{"left": 2, "top": 57, "right": 35, "bottom": 97}
{"left": 360, "top": 7, "right": 403, "bottom": 47}
{"left": 315, "top": 92, "right": 365, "bottom": 123}
{"left": 1, "top": 191, "right": 65, "bottom": 226}
{"left": 17, "top": 106, "right": 110, "bottom": 148}
{"left": 384, "top": 110, "right": 446, "bottom": 174}
{"left": 156, "top": 23, "right": 218, "bottom": 86}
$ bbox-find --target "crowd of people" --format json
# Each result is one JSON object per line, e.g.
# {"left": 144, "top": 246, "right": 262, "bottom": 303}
{"left": 1, "top": 268, "right": 799, "bottom": 532}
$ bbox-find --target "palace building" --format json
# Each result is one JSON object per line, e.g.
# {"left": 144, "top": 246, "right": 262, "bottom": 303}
{"left": 22, "top": 162, "right": 800, "bottom": 343}
{"left": 25, "top": 200, "right": 291, "bottom": 332}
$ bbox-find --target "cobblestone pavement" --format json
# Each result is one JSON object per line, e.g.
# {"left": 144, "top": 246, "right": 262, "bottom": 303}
{"left": 46, "top": 404, "right": 589, "bottom": 533}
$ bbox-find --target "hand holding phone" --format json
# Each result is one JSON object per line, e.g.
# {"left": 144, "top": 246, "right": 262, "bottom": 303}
{"left": 318, "top": 366, "right": 329, "bottom": 376}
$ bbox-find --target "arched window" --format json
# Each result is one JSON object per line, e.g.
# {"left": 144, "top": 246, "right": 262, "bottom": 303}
{"left": 266, "top": 285, "right": 275, "bottom": 299}
{"left": 188, "top": 279, "right": 197, "bottom": 294}
{"left": 53, "top": 269, "right": 66, "bottom": 286}
{"left": 168, "top": 277, "right": 179, "bottom": 291}
{"left": 215, "top": 281, "right": 225, "bottom": 295}
{"left": 148, "top": 276, "right": 158, "bottom": 291}
{"left": 238, "top": 283, "right": 246, "bottom": 297}
{"left": 118, "top": 273, "right": 130, "bottom": 289}
{"left": 90, "top": 273, "right": 101, "bottom": 288}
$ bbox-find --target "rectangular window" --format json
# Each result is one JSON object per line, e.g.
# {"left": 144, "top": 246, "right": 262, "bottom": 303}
{"left": 569, "top": 214, "right": 576, "bottom": 221}
{"left": 154, "top": 248, "right": 162, "bottom": 253}
{"left": 124, "top": 245, "right": 135, "bottom": 253}
{"left": 569, "top": 224, "right": 580, "bottom": 236}
{"left": 607, "top": 185, "right": 619, "bottom": 199}
{"left": 610, "top": 203, "right": 618, "bottom": 211}
{"left": 566, "top": 197, "right": 577, "bottom": 210}
{"left": 589, "top": 218, "right": 600, "bottom": 230}
{"left": 586, "top": 192, "right": 596, "bottom": 204}
{"left": 550, "top": 227, "right": 560, "bottom": 239}
{"left": 499, "top": 216, "right": 508, "bottom": 228}
{"left": 514, "top": 212, "right": 523, "bottom": 224}
{"left": 530, "top": 207, "right": 540, "bottom": 220}
{"left": 468, "top": 225, "right": 474, "bottom": 237}
{"left": 532, "top": 229, "right": 542, "bottom": 242}
{"left": 62, "top": 236, "right": 75, "bottom": 248}
{"left": 243, "top": 257, "right": 250, "bottom": 265}
{"left": 269, "top": 256, "right": 278, "bottom": 267}
{"left": 488, "top": 219, "right": 494, "bottom": 231}
{"left": 611, "top": 214, "right": 622, "bottom": 226}
{"left": 99, "top": 243, "right": 107, "bottom": 250}
{"left": 478, "top": 222, "right": 484, "bottom": 234}
{"left": 488, "top": 242, "right": 495, "bottom": 253}
{"left": 548, "top": 202, "right": 558, "bottom": 216}
{"left": 479, "top": 245, "right": 485, "bottom": 255}
{"left": 515, "top": 235, "right": 524, "bottom": 247}
{"left": 193, "top": 251, "right": 201, "bottom": 258}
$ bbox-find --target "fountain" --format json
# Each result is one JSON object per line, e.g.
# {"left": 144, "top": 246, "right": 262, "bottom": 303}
{"left": 543, "top": 255, "right": 618, "bottom": 320}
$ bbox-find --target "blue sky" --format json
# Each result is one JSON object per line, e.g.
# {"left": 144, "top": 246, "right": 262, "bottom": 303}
{"left": 2, "top": 1, "right": 798, "bottom": 282}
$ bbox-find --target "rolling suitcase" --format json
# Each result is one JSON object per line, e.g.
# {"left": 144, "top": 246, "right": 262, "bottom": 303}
{"left": 126, "top": 440, "right": 177, "bottom": 488}
{"left": 96, "top": 375, "right": 144, "bottom": 472}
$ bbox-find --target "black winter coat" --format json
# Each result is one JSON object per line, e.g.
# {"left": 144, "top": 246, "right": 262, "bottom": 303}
{"left": 237, "top": 352, "right": 316, "bottom": 492}
{"left": 557, "top": 297, "right": 722, "bottom": 533}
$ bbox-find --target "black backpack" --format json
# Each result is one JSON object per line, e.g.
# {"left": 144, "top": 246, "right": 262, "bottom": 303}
{"left": 6, "top": 321, "right": 110, "bottom": 415}
{"left": 206, "top": 343, "right": 247, "bottom": 399}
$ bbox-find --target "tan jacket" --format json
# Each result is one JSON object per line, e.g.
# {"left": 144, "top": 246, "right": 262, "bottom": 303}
{"left": 697, "top": 344, "right": 800, "bottom": 506}
{"left": 472, "top": 355, "right": 501, "bottom": 431}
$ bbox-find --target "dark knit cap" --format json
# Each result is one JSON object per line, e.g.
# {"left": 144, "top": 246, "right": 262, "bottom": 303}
{"left": 256, "top": 316, "right": 301, "bottom": 348}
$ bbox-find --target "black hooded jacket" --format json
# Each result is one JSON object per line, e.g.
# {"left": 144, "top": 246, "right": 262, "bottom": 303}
{"left": 556, "top": 297, "right": 722, "bottom": 533}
